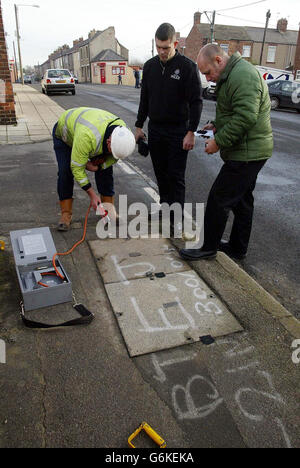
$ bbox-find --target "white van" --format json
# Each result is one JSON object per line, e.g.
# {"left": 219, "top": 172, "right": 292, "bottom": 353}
{"left": 256, "top": 66, "right": 294, "bottom": 82}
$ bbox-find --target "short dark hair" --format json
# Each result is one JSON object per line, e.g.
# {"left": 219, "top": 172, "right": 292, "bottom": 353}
{"left": 155, "top": 23, "right": 176, "bottom": 41}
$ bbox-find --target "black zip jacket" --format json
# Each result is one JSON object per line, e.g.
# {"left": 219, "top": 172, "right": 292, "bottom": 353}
{"left": 135, "top": 51, "right": 202, "bottom": 132}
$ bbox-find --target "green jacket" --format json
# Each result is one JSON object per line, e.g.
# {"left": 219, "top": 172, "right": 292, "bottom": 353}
{"left": 214, "top": 52, "right": 273, "bottom": 161}
{"left": 55, "top": 107, "right": 126, "bottom": 189}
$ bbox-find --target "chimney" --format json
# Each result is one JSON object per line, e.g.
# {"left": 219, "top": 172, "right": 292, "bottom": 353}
{"left": 176, "top": 32, "right": 180, "bottom": 41}
{"left": 88, "top": 29, "right": 97, "bottom": 39}
{"left": 277, "top": 18, "right": 288, "bottom": 33}
{"left": 194, "top": 11, "right": 201, "bottom": 25}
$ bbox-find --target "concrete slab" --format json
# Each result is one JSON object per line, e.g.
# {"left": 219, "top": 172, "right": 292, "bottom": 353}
{"left": 105, "top": 270, "right": 243, "bottom": 356}
{"left": 89, "top": 237, "right": 176, "bottom": 261}
{"left": 89, "top": 238, "right": 188, "bottom": 284}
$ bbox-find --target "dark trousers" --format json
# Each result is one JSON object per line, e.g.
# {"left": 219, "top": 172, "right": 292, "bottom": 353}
{"left": 52, "top": 124, "right": 114, "bottom": 201}
{"left": 148, "top": 121, "right": 188, "bottom": 219}
{"left": 203, "top": 159, "right": 267, "bottom": 254}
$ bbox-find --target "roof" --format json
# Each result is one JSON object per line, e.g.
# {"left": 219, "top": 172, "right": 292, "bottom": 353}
{"left": 91, "top": 49, "right": 127, "bottom": 62}
{"left": 246, "top": 27, "right": 298, "bottom": 45}
{"left": 196, "top": 23, "right": 251, "bottom": 41}
{"left": 195, "top": 23, "right": 298, "bottom": 45}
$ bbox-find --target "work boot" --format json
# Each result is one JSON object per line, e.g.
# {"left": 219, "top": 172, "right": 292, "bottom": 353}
{"left": 101, "top": 195, "right": 119, "bottom": 224}
{"left": 58, "top": 199, "right": 73, "bottom": 231}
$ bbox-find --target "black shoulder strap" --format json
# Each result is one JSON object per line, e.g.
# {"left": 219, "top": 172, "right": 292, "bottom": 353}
{"left": 20, "top": 303, "right": 94, "bottom": 329}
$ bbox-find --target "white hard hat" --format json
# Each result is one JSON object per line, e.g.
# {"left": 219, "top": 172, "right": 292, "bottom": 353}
{"left": 111, "top": 126, "right": 136, "bottom": 160}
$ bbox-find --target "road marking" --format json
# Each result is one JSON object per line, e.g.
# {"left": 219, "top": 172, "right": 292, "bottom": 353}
{"left": 118, "top": 160, "right": 136, "bottom": 175}
{"left": 143, "top": 187, "right": 160, "bottom": 204}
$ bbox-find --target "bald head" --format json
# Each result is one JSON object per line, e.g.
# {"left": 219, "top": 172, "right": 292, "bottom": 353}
{"left": 197, "top": 44, "right": 229, "bottom": 83}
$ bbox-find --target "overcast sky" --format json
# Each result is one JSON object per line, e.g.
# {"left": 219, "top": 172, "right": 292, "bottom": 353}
{"left": 2, "top": 0, "right": 300, "bottom": 67}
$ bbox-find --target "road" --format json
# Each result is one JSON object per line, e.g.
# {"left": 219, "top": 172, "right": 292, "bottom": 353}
{"left": 31, "top": 83, "right": 300, "bottom": 318}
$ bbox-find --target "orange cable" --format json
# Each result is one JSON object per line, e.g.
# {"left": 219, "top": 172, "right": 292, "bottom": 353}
{"left": 52, "top": 203, "right": 92, "bottom": 280}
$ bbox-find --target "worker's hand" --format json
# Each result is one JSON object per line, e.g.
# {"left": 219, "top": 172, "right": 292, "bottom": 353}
{"left": 86, "top": 161, "right": 99, "bottom": 172}
{"left": 183, "top": 131, "right": 195, "bottom": 151}
{"left": 135, "top": 127, "right": 145, "bottom": 142}
{"left": 202, "top": 123, "right": 216, "bottom": 133}
{"left": 87, "top": 188, "right": 102, "bottom": 211}
{"left": 204, "top": 139, "right": 219, "bottom": 155}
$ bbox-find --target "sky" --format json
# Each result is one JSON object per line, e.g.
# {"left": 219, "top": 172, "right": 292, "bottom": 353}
{"left": 2, "top": 0, "right": 300, "bottom": 67}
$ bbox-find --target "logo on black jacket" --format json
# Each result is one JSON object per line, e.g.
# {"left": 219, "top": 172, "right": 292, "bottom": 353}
{"left": 171, "top": 69, "right": 180, "bottom": 80}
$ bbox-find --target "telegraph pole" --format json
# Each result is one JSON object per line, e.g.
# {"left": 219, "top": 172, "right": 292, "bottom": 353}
{"left": 13, "top": 41, "right": 18, "bottom": 83}
{"left": 210, "top": 10, "right": 216, "bottom": 43}
{"left": 14, "top": 4, "right": 23, "bottom": 84}
{"left": 259, "top": 9, "right": 271, "bottom": 65}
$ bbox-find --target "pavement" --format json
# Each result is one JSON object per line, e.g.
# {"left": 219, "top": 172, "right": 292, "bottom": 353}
{"left": 0, "top": 84, "right": 299, "bottom": 449}
{"left": 0, "top": 84, "right": 62, "bottom": 145}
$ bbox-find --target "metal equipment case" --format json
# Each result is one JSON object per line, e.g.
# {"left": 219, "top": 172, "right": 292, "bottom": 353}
{"left": 10, "top": 227, "right": 72, "bottom": 311}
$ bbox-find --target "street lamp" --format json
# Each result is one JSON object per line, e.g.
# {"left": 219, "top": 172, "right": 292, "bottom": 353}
{"left": 14, "top": 4, "right": 40, "bottom": 85}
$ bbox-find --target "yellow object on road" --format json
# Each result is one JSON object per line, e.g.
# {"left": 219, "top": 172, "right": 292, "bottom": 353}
{"left": 128, "top": 422, "right": 166, "bottom": 448}
{"left": 0, "top": 240, "right": 5, "bottom": 251}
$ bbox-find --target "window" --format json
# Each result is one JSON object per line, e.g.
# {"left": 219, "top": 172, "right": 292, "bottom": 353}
{"left": 267, "top": 46, "right": 276, "bottom": 63}
{"left": 112, "top": 66, "right": 125, "bottom": 75}
{"left": 281, "top": 82, "right": 293, "bottom": 92}
{"left": 268, "top": 81, "right": 281, "bottom": 89}
{"left": 48, "top": 69, "right": 71, "bottom": 78}
{"left": 220, "top": 44, "right": 229, "bottom": 54}
{"left": 242, "top": 45, "right": 251, "bottom": 58}
{"left": 296, "top": 70, "right": 300, "bottom": 81}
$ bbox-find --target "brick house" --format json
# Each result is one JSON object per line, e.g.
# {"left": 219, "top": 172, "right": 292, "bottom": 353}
{"left": 185, "top": 11, "right": 298, "bottom": 70}
{"left": 0, "top": 0, "right": 16, "bottom": 125}
{"left": 294, "top": 26, "right": 300, "bottom": 80}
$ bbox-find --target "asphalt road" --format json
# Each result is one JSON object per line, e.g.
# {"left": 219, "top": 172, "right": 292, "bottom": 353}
{"left": 32, "top": 83, "right": 300, "bottom": 318}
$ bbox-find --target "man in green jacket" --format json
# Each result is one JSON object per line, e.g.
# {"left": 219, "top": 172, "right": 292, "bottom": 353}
{"left": 180, "top": 44, "right": 273, "bottom": 261}
{"left": 53, "top": 107, "right": 136, "bottom": 230}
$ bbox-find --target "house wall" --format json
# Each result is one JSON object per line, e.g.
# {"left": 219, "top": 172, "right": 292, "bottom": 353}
{"left": 73, "top": 50, "right": 81, "bottom": 80}
{"left": 294, "top": 28, "right": 300, "bottom": 78}
{"left": 185, "top": 25, "right": 204, "bottom": 62}
{"left": 89, "top": 27, "right": 116, "bottom": 60}
{"left": 0, "top": 2, "right": 16, "bottom": 124}
{"left": 252, "top": 42, "right": 296, "bottom": 68}
{"left": 91, "top": 61, "right": 135, "bottom": 86}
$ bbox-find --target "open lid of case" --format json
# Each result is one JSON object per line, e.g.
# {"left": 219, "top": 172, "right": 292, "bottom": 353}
{"left": 10, "top": 227, "right": 57, "bottom": 267}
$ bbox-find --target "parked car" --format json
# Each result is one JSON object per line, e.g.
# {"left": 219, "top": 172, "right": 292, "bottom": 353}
{"left": 267, "top": 79, "right": 300, "bottom": 112}
{"left": 199, "top": 71, "right": 216, "bottom": 99}
{"left": 41, "top": 69, "right": 75, "bottom": 95}
{"left": 24, "top": 75, "right": 32, "bottom": 84}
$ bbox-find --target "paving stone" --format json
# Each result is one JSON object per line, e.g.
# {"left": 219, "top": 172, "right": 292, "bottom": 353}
{"left": 105, "top": 270, "right": 243, "bottom": 356}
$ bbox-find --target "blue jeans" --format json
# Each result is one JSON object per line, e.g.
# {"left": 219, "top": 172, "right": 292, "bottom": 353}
{"left": 52, "top": 123, "right": 114, "bottom": 201}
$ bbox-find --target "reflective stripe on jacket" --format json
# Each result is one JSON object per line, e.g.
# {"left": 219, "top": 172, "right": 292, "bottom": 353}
{"left": 55, "top": 107, "right": 126, "bottom": 188}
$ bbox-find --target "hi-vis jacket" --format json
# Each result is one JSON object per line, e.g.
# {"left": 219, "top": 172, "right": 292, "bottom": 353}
{"left": 55, "top": 107, "right": 126, "bottom": 190}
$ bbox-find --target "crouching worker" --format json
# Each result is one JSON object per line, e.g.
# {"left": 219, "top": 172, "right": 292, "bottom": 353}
{"left": 53, "top": 107, "right": 136, "bottom": 230}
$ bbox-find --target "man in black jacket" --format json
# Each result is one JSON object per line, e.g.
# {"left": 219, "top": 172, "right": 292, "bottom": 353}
{"left": 135, "top": 23, "right": 202, "bottom": 232}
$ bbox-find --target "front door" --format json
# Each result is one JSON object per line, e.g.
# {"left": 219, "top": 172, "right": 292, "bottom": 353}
{"left": 100, "top": 68, "right": 106, "bottom": 84}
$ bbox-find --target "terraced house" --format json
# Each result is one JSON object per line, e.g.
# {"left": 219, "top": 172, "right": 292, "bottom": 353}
{"left": 36, "top": 26, "right": 129, "bottom": 84}
{"left": 184, "top": 11, "right": 298, "bottom": 70}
